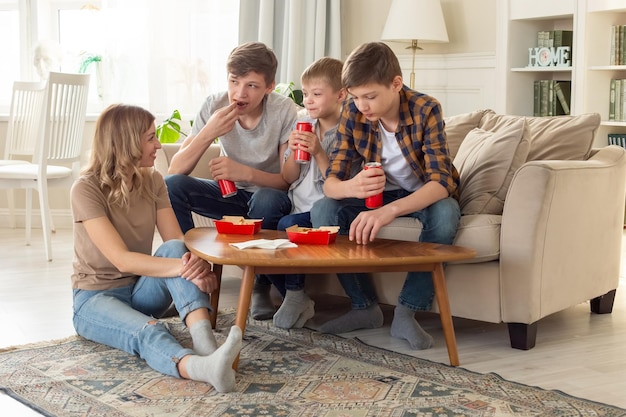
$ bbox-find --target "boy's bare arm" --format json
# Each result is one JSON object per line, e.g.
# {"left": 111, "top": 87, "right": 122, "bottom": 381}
{"left": 168, "top": 102, "right": 238, "bottom": 175}
{"left": 168, "top": 133, "right": 214, "bottom": 175}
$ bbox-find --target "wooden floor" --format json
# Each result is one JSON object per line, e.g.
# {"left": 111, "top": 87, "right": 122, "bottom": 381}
{"left": 1, "top": 226, "right": 626, "bottom": 415}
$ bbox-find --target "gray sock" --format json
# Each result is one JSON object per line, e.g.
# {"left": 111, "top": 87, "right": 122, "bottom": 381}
{"left": 251, "top": 284, "right": 276, "bottom": 320}
{"left": 189, "top": 319, "right": 218, "bottom": 356}
{"left": 390, "top": 304, "right": 434, "bottom": 350}
{"left": 273, "top": 290, "right": 315, "bottom": 329}
{"left": 318, "top": 303, "right": 383, "bottom": 334}
{"left": 185, "top": 325, "right": 242, "bottom": 393}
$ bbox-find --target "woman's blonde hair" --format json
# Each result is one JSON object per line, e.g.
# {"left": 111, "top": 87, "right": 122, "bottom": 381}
{"left": 83, "top": 104, "right": 156, "bottom": 208}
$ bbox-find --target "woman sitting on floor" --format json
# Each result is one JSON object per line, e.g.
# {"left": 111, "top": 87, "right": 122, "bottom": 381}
{"left": 70, "top": 104, "right": 241, "bottom": 393}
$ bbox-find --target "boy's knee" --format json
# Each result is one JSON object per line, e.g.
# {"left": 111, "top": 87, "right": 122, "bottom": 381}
{"left": 311, "top": 198, "right": 340, "bottom": 226}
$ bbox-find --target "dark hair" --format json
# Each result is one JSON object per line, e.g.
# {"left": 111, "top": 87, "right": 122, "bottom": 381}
{"left": 342, "top": 42, "right": 402, "bottom": 89}
{"left": 301, "top": 57, "right": 344, "bottom": 91}
{"left": 226, "top": 42, "right": 278, "bottom": 86}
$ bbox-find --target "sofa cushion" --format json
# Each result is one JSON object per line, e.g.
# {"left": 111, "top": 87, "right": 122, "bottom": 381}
{"left": 452, "top": 214, "right": 501, "bottom": 263}
{"left": 444, "top": 109, "right": 495, "bottom": 160}
{"left": 453, "top": 119, "right": 531, "bottom": 215}
{"left": 376, "top": 214, "right": 500, "bottom": 263}
{"left": 478, "top": 112, "right": 600, "bottom": 161}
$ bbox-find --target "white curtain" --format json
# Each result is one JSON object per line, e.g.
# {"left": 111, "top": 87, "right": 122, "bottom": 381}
{"left": 238, "top": 0, "right": 342, "bottom": 87}
{"left": 91, "top": 0, "right": 239, "bottom": 116}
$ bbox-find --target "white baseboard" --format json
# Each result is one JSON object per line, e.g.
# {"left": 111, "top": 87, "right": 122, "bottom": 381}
{"left": 0, "top": 208, "right": 73, "bottom": 230}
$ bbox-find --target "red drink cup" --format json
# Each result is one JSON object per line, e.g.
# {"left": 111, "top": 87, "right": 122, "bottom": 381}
{"left": 294, "top": 121, "right": 313, "bottom": 164}
{"left": 218, "top": 179, "right": 237, "bottom": 198}
{"left": 363, "top": 162, "right": 383, "bottom": 209}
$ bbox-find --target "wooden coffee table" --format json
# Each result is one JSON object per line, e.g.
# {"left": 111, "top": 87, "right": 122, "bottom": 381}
{"left": 184, "top": 228, "right": 476, "bottom": 368}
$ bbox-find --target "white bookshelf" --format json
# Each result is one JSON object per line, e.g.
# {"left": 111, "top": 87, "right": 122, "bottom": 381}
{"left": 497, "top": 0, "right": 626, "bottom": 145}
{"left": 584, "top": 2, "right": 626, "bottom": 146}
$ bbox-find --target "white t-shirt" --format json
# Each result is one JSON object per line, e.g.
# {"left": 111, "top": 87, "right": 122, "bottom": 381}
{"left": 379, "top": 121, "right": 423, "bottom": 192}
{"left": 291, "top": 156, "right": 319, "bottom": 213}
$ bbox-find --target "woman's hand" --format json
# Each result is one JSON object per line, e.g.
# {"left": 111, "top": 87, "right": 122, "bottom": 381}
{"left": 180, "top": 252, "right": 218, "bottom": 293}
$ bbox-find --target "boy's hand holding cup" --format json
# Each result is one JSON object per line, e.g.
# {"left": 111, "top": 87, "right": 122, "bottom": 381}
{"left": 294, "top": 121, "right": 313, "bottom": 163}
{"left": 363, "top": 162, "right": 384, "bottom": 209}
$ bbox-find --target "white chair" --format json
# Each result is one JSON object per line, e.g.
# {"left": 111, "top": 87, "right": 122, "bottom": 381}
{"left": 0, "top": 72, "right": 90, "bottom": 261}
{"left": 1, "top": 81, "right": 47, "bottom": 227}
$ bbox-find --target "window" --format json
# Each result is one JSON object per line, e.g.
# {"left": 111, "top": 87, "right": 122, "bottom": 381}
{"left": 0, "top": 0, "right": 240, "bottom": 117}
{"left": 0, "top": 2, "right": 20, "bottom": 111}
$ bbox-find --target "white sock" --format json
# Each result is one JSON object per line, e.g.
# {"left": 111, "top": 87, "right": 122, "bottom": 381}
{"left": 189, "top": 319, "right": 218, "bottom": 356}
{"left": 185, "top": 326, "right": 242, "bottom": 392}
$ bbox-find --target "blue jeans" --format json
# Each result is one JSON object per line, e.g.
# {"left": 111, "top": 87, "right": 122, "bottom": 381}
{"left": 258, "top": 211, "right": 312, "bottom": 296}
{"left": 72, "top": 240, "right": 212, "bottom": 378}
{"left": 165, "top": 174, "right": 292, "bottom": 233}
{"left": 310, "top": 190, "right": 461, "bottom": 311}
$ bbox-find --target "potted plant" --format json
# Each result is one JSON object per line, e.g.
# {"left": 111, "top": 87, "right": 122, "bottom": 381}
{"left": 156, "top": 110, "right": 192, "bottom": 143}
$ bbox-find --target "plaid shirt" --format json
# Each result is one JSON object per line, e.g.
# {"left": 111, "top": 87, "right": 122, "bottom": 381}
{"left": 328, "top": 86, "right": 459, "bottom": 199}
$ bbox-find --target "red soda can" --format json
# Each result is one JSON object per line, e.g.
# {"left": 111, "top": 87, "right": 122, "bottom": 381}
{"left": 218, "top": 179, "right": 237, "bottom": 198}
{"left": 294, "top": 121, "right": 313, "bottom": 164}
{"left": 363, "top": 162, "right": 383, "bottom": 209}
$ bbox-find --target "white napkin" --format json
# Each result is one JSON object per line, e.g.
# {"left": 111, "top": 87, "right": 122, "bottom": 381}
{"left": 229, "top": 239, "right": 298, "bottom": 250}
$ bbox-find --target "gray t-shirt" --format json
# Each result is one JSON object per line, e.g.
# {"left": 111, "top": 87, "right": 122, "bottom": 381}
{"left": 192, "top": 91, "right": 298, "bottom": 192}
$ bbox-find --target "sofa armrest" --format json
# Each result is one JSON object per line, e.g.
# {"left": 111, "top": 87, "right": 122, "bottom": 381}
{"left": 499, "top": 146, "right": 626, "bottom": 323}
{"left": 155, "top": 143, "right": 220, "bottom": 180}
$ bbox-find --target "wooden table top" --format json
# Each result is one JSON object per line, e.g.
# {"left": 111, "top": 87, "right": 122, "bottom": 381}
{"left": 184, "top": 228, "right": 476, "bottom": 268}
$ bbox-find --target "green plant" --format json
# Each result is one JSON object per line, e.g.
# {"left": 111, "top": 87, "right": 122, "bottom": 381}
{"left": 156, "top": 110, "right": 192, "bottom": 143}
{"left": 78, "top": 54, "right": 102, "bottom": 73}
{"left": 275, "top": 82, "right": 303, "bottom": 106}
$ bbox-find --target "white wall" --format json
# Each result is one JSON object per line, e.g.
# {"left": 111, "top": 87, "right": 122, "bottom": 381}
{"left": 341, "top": 0, "right": 497, "bottom": 117}
{"left": 0, "top": 0, "right": 498, "bottom": 230}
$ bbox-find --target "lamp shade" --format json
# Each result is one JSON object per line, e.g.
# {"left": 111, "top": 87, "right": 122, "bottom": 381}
{"left": 381, "top": 0, "right": 449, "bottom": 43}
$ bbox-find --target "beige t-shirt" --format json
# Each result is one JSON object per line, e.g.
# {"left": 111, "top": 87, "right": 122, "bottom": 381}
{"left": 70, "top": 171, "right": 171, "bottom": 290}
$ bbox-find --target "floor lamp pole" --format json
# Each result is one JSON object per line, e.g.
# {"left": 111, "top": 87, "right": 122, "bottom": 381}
{"left": 407, "top": 39, "right": 422, "bottom": 89}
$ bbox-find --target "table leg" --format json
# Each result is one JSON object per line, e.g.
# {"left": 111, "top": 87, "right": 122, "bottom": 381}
{"left": 232, "top": 265, "right": 255, "bottom": 370}
{"left": 209, "top": 264, "right": 223, "bottom": 329}
{"left": 431, "top": 262, "right": 459, "bottom": 366}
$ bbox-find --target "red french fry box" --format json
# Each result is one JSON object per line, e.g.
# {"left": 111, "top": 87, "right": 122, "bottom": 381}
{"left": 214, "top": 217, "right": 263, "bottom": 235}
{"left": 286, "top": 225, "right": 339, "bottom": 245}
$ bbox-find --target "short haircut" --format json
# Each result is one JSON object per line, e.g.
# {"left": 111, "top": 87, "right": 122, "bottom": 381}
{"left": 226, "top": 42, "right": 278, "bottom": 86}
{"left": 342, "top": 42, "right": 402, "bottom": 90}
{"left": 301, "top": 57, "right": 344, "bottom": 92}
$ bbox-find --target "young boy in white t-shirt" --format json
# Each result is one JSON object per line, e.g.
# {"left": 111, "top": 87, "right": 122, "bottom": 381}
{"left": 255, "top": 57, "right": 350, "bottom": 329}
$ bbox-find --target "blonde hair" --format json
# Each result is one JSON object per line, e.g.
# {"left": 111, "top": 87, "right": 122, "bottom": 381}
{"left": 83, "top": 104, "right": 156, "bottom": 208}
{"left": 301, "top": 57, "right": 343, "bottom": 92}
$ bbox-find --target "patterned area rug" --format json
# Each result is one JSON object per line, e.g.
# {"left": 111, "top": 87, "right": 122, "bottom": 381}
{"left": 1, "top": 312, "right": 625, "bottom": 417}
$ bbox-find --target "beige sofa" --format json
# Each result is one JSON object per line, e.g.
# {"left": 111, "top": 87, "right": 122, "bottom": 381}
{"left": 156, "top": 109, "right": 626, "bottom": 350}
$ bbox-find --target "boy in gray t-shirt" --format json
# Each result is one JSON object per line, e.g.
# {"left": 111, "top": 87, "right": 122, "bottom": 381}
{"left": 166, "top": 41, "right": 296, "bottom": 232}
{"left": 165, "top": 42, "right": 297, "bottom": 318}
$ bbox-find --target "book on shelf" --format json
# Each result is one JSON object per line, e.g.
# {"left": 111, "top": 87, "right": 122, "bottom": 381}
{"left": 618, "top": 79, "right": 623, "bottom": 122}
{"left": 608, "top": 79, "right": 626, "bottom": 122}
{"left": 608, "top": 133, "right": 626, "bottom": 148}
{"left": 533, "top": 80, "right": 571, "bottom": 117}
{"left": 537, "top": 30, "right": 572, "bottom": 48}
{"left": 554, "top": 81, "right": 571, "bottom": 115}
{"left": 610, "top": 79, "right": 616, "bottom": 121}
{"left": 609, "top": 25, "right": 626, "bottom": 65}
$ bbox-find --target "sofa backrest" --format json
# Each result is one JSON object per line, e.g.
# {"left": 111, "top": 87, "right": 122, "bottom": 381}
{"left": 445, "top": 110, "right": 601, "bottom": 216}
{"left": 478, "top": 112, "right": 600, "bottom": 162}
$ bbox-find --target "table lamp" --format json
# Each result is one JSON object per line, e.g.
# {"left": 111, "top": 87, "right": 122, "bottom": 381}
{"left": 381, "top": 0, "right": 449, "bottom": 89}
